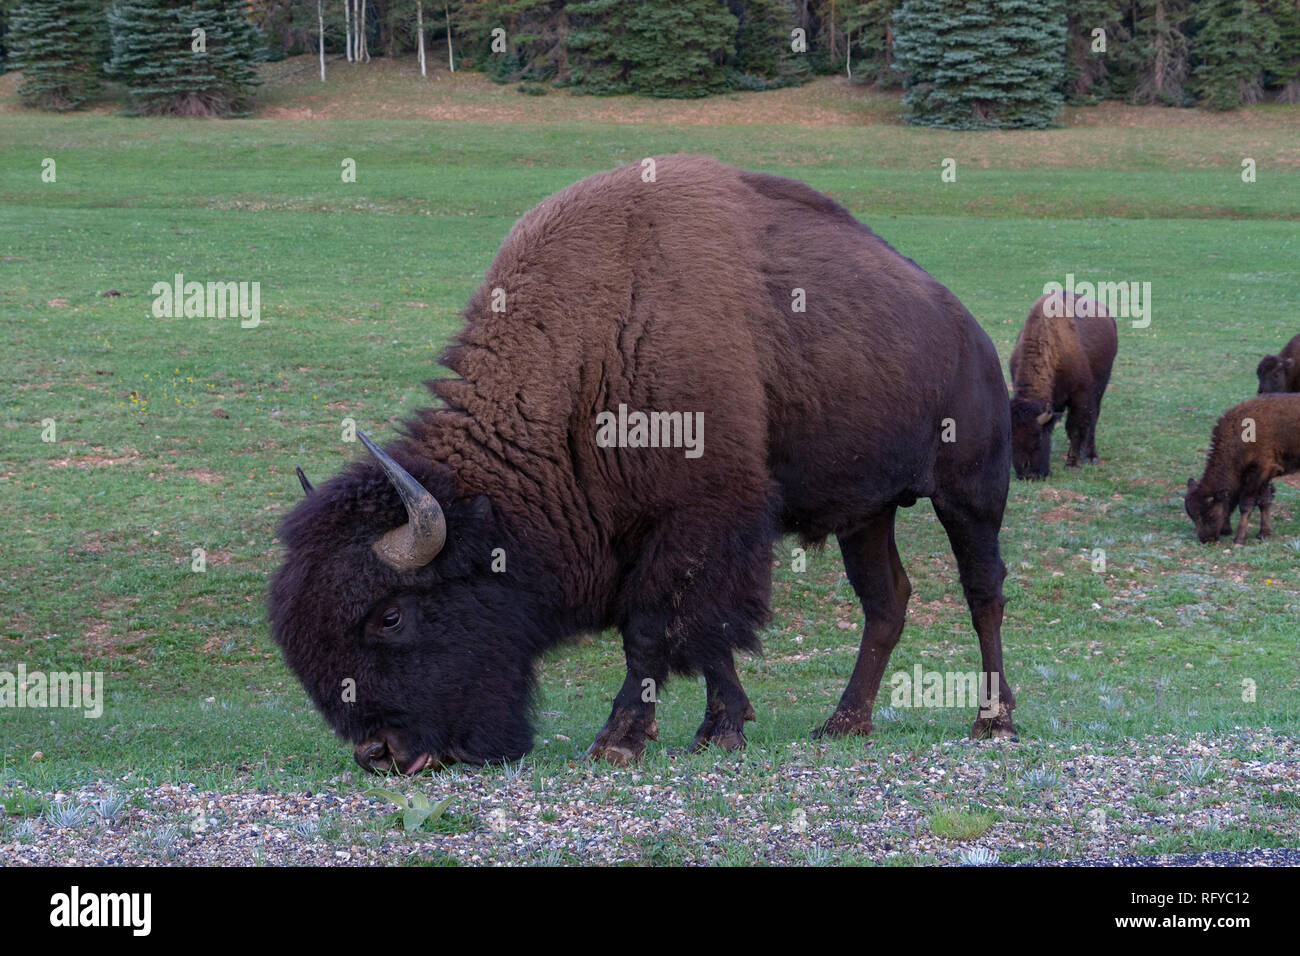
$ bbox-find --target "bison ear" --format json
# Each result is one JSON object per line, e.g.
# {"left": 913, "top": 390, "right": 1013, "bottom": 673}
{"left": 1035, "top": 410, "right": 1054, "bottom": 426}
{"left": 1186, "top": 478, "right": 1197, "bottom": 491}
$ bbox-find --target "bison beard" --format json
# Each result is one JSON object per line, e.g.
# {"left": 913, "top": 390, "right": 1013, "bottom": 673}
{"left": 268, "top": 155, "right": 1017, "bottom": 772}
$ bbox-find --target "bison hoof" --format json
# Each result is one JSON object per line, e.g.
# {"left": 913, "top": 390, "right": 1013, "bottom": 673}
{"left": 585, "top": 741, "right": 641, "bottom": 767}
{"left": 688, "top": 720, "right": 747, "bottom": 754}
{"left": 970, "top": 708, "right": 1017, "bottom": 741}
{"left": 813, "top": 709, "right": 873, "bottom": 739}
{"left": 585, "top": 715, "right": 656, "bottom": 767}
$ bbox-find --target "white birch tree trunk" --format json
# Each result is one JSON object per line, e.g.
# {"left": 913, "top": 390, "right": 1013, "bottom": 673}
{"left": 417, "top": 1, "right": 426, "bottom": 76}
{"left": 360, "top": 0, "right": 369, "bottom": 62}
{"left": 344, "top": 0, "right": 353, "bottom": 62}
{"left": 445, "top": 4, "right": 455, "bottom": 72}
{"left": 318, "top": 0, "right": 327, "bottom": 80}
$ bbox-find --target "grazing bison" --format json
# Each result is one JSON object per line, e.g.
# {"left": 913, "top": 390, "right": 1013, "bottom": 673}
{"left": 1255, "top": 333, "right": 1300, "bottom": 394}
{"left": 269, "top": 155, "right": 1016, "bottom": 774}
{"left": 1185, "top": 395, "right": 1300, "bottom": 544}
{"left": 1008, "top": 291, "right": 1118, "bottom": 480}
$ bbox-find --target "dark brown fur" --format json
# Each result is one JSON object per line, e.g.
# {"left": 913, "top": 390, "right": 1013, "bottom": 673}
{"left": 1255, "top": 333, "right": 1300, "bottom": 394}
{"left": 269, "top": 155, "right": 1017, "bottom": 772}
{"left": 1185, "top": 395, "right": 1300, "bottom": 544}
{"left": 1008, "top": 291, "right": 1118, "bottom": 479}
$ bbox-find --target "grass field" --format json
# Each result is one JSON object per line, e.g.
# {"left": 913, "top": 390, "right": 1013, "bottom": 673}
{"left": 1, "top": 61, "right": 1298, "bottom": 865}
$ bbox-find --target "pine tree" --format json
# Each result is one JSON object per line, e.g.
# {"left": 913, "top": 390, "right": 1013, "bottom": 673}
{"left": 893, "top": 0, "right": 1067, "bottom": 129}
{"left": 1063, "top": 0, "right": 1126, "bottom": 102}
{"left": 1192, "top": 0, "right": 1279, "bottom": 109}
{"left": 1119, "top": 0, "right": 1191, "bottom": 105}
{"left": 8, "top": 0, "right": 103, "bottom": 110}
{"left": 842, "top": 0, "right": 901, "bottom": 87}
{"left": 106, "top": 0, "right": 264, "bottom": 116}
{"left": 1263, "top": 0, "right": 1300, "bottom": 101}
{"left": 728, "top": 0, "right": 808, "bottom": 88}
{"left": 566, "top": 0, "right": 738, "bottom": 97}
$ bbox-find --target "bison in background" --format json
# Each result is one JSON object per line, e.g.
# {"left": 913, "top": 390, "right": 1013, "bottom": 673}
{"left": 1008, "top": 291, "right": 1118, "bottom": 480}
{"left": 1255, "top": 333, "right": 1300, "bottom": 394}
{"left": 269, "top": 155, "right": 1017, "bottom": 774}
{"left": 1185, "top": 395, "right": 1300, "bottom": 544}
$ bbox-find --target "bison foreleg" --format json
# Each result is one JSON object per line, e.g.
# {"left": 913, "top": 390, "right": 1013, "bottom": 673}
{"left": 1258, "top": 482, "right": 1275, "bottom": 539}
{"left": 689, "top": 653, "right": 755, "bottom": 753}
{"left": 1233, "top": 501, "right": 1254, "bottom": 545}
{"left": 587, "top": 667, "right": 662, "bottom": 767}
{"left": 1063, "top": 389, "right": 1095, "bottom": 468}
{"left": 815, "top": 512, "right": 910, "bottom": 740}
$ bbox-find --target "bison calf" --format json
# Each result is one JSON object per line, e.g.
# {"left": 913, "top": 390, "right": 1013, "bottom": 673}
{"left": 1185, "top": 395, "right": 1300, "bottom": 544}
{"left": 1256, "top": 333, "right": 1300, "bottom": 394}
{"left": 1008, "top": 292, "right": 1117, "bottom": 480}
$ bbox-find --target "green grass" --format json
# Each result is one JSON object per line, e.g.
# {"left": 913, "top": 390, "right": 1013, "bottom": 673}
{"left": 0, "top": 66, "right": 1298, "bottom": 862}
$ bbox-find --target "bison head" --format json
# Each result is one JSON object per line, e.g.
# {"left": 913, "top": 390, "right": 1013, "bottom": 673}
{"left": 1256, "top": 355, "right": 1293, "bottom": 394}
{"left": 1184, "top": 478, "right": 1230, "bottom": 543}
{"left": 1009, "top": 398, "right": 1057, "bottom": 480}
{"left": 269, "top": 433, "right": 544, "bottom": 774}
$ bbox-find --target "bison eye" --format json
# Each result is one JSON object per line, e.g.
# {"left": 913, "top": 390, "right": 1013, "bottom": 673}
{"left": 380, "top": 607, "right": 402, "bottom": 631}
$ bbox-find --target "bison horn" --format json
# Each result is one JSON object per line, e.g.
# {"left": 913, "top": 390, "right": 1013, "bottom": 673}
{"left": 295, "top": 466, "right": 314, "bottom": 496}
{"left": 357, "top": 430, "right": 447, "bottom": 570}
{"left": 1035, "top": 410, "right": 1054, "bottom": 426}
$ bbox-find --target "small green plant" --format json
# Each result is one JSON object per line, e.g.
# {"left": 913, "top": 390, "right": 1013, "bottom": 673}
{"left": 43, "top": 801, "right": 88, "bottom": 828}
{"left": 928, "top": 806, "right": 996, "bottom": 840}
{"left": 92, "top": 791, "right": 128, "bottom": 824}
{"left": 366, "top": 789, "right": 456, "bottom": 833}
{"left": 1178, "top": 757, "right": 1216, "bottom": 784}
{"left": 2, "top": 792, "right": 46, "bottom": 818}
{"left": 957, "top": 845, "right": 1000, "bottom": 865}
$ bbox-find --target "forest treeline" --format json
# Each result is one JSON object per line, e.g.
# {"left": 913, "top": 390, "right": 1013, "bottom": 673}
{"left": 1, "top": 1, "right": 1296, "bottom": 123}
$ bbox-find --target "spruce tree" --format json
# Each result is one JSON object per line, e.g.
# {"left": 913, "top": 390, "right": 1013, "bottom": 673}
{"left": 1121, "top": 0, "right": 1192, "bottom": 105}
{"left": 106, "top": 0, "right": 263, "bottom": 116}
{"left": 1264, "top": 0, "right": 1300, "bottom": 101}
{"left": 892, "top": 0, "right": 1067, "bottom": 129}
{"left": 8, "top": 0, "right": 103, "bottom": 110}
{"left": 1192, "top": 0, "right": 1279, "bottom": 109}
{"left": 1063, "top": 0, "right": 1126, "bottom": 102}
{"left": 566, "top": 0, "right": 738, "bottom": 97}
{"left": 728, "top": 0, "right": 807, "bottom": 88}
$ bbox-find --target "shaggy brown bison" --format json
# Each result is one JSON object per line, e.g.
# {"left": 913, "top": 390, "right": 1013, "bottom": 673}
{"left": 269, "top": 155, "right": 1016, "bottom": 774}
{"left": 1008, "top": 291, "right": 1118, "bottom": 480}
{"left": 1256, "top": 333, "right": 1300, "bottom": 394}
{"left": 1185, "top": 395, "right": 1300, "bottom": 544}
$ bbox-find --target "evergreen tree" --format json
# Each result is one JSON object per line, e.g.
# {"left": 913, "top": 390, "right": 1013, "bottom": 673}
{"left": 1192, "top": 0, "right": 1278, "bottom": 109}
{"left": 727, "top": 0, "right": 807, "bottom": 88}
{"left": 8, "top": 0, "right": 103, "bottom": 110}
{"left": 1117, "top": 0, "right": 1191, "bottom": 105}
{"left": 1063, "top": 0, "right": 1126, "bottom": 102}
{"left": 842, "top": 0, "right": 901, "bottom": 86}
{"left": 892, "top": 0, "right": 1067, "bottom": 129}
{"left": 566, "top": 0, "right": 737, "bottom": 97}
{"left": 106, "top": 0, "right": 264, "bottom": 116}
{"left": 1263, "top": 0, "right": 1300, "bottom": 101}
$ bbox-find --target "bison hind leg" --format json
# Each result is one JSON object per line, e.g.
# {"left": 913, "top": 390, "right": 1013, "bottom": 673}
{"left": 689, "top": 653, "right": 755, "bottom": 753}
{"left": 815, "top": 509, "right": 910, "bottom": 741}
{"left": 930, "top": 495, "right": 1018, "bottom": 741}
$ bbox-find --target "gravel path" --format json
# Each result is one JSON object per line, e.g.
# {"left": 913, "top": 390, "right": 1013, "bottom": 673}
{"left": 2, "top": 731, "right": 1296, "bottom": 866}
